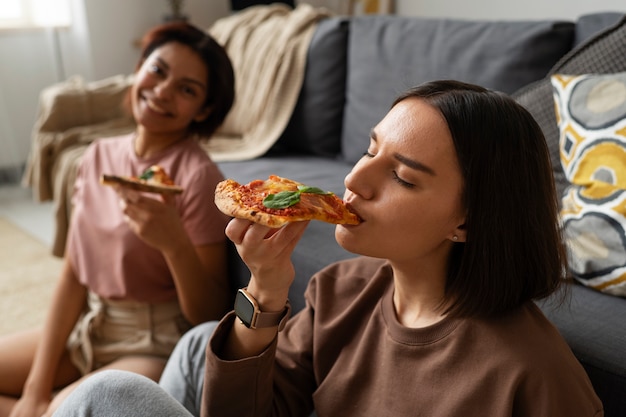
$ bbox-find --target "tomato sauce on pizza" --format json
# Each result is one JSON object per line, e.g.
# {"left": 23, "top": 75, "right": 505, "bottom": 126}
{"left": 214, "top": 175, "right": 361, "bottom": 228}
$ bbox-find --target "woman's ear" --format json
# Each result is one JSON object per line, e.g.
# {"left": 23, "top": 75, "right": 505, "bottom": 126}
{"left": 450, "top": 222, "right": 467, "bottom": 243}
{"left": 194, "top": 106, "right": 212, "bottom": 122}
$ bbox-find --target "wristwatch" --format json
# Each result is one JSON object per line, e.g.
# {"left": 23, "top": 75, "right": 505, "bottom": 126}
{"left": 234, "top": 288, "right": 291, "bottom": 331}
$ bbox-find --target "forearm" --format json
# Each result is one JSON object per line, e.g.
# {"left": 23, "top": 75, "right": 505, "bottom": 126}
{"left": 162, "top": 235, "right": 230, "bottom": 324}
{"left": 119, "top": 191, "right": 231, "bottom": 323}
{"left": 23, "top": 258, "right": 86, "bottom": 398}
{"left": 219, "top": 220, "right": 306, "bottom": 360}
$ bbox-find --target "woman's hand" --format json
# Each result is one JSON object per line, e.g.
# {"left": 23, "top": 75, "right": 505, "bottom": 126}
{"left": 117, "top": 187, "right": 186, "bottom": 252}
{"left": 222, "top": 218, "right": 308, "bottom": 360}
{"left": 226, "top": 218, "right": 309, "bottom": 311}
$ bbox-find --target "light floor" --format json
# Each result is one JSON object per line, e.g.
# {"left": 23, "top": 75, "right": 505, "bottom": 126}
{"left": 0, "top": 183, "right": 54, "bottom": 246}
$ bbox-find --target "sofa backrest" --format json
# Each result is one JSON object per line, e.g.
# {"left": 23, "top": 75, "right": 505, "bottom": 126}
{"left": 339, "top": 16, "right": 577, "bottom": 164}
{"left": 574, "top": 12, "right": 625, "bottom": 45}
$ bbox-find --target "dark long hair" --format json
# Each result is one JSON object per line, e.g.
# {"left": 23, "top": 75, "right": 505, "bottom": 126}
{"left": 394, "top": 80, "right": 567, "bottom": 318}
{"left": 129, "top": 21, "right": 235, "bottom": 140}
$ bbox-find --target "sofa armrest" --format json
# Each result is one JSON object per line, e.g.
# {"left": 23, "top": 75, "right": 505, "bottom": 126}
{"left": 22, "top": 75, "right": 134, "bottom": 202}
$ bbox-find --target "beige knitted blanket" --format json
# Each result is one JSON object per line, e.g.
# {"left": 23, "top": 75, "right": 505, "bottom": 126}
{"left": 204, "top": 3, "right": 331, "bottom": 161}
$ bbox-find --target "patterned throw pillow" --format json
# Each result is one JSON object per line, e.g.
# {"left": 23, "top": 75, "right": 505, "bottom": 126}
{"left": 551, "top": 72, "right": 626, "bottom": 297}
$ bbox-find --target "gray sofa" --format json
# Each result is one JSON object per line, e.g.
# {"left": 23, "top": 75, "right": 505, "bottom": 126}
{"left": 25, "top": 9, "right": 626, "bottom": 417}
{"left": 217, "top": 11, "right": 626, "bottom": 417}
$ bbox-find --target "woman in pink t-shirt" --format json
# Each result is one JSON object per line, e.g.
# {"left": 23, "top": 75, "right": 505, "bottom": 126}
{"left": 0, "top": 22, "right": 235, "bottom": 417}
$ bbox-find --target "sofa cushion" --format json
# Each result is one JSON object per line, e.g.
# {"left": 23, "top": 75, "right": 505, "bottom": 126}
{"left": 551, "top": 71, "right": 626, "bottom": 297}
{"left": 537, "top": 282, "right": 626, "bottom": 417}
{"left": 341, "top": 16, "right": 575, "bottom": 164}
{"left": 273, "top": 17, "right": 349, "bottom": 157}
{"left": 513, "top": 14, "right": 626, "bottom": 200}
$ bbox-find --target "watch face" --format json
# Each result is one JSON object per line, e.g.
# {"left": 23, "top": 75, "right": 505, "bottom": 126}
{"left": 234, "top": 290, "right": 255, "bottom": 328}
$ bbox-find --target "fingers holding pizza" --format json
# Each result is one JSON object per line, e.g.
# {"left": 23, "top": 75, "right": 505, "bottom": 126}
{"left": 226, "top": 217, "right": 309, "bottom": 293}
{"left": 103, "top": 165, "right": 185, "bottom": 250}
{"left": 216, "top": 176, "right": 355, "bottom": 303}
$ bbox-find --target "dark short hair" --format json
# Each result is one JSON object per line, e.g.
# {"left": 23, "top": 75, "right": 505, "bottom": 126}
{"left": 128, "top": 21, "right": 235, "bottom": 140}
{"left": 394, "top": 80, "right": 567, "bottom": 318}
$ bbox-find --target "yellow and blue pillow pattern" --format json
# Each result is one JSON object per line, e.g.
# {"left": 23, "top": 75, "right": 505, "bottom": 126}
{"left": 551, "top": 72, "right": 626, "bottom": 297}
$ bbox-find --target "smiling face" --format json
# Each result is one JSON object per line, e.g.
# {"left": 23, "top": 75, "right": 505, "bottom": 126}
{"left": 131, "top": 41, "right": 211, "bottom": 138}
{"left": 336, "top": 98, "right": 466, "bottom": 267}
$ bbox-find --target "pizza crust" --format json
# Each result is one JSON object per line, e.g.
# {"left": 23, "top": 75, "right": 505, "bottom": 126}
{"left": 214, "top": 180, "right": 290, "bottom": 227}
{"left": 101, "top": 174, "right": 184, "bottom": 195}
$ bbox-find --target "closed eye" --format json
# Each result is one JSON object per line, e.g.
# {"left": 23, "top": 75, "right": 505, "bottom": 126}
{"left": 363, "top": 151, "right": 415, "bottom": 188}
{"left": 393, "top": 171, "right": 415, "bottom": 188}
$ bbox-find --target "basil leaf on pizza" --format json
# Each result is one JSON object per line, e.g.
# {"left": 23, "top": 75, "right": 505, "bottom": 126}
{"left": 214, "top": 175, "right": 361, "bottom": 228}
{"left": 263, "top": 191, "right": 301, "bottom": 209}
{"left": 262, "top": 185, "right": 332, "bottom": 209}
{"left": 297, "top": 185, "right": 329, "bottom": 195}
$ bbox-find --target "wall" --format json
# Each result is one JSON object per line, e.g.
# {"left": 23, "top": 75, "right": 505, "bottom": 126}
{"left": 0, "top": 27, "right": 63, "bottom": 170}
{"left": 395, "top": 0, "right": 625, "bottom": 20}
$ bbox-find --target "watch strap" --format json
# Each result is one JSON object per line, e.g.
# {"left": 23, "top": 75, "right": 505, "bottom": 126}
{"left": 254, "top": 304, "right": 289, "bottom": 328}
{"left": 236, "top": 288, "right": 291, "bottom": 330}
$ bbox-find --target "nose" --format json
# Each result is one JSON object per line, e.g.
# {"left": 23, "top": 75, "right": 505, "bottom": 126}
{"left": 154, "top": 79, "right": 174, "bottom": 100}
{"left": 344, "top": 157, "right": 374, "bottom": 200}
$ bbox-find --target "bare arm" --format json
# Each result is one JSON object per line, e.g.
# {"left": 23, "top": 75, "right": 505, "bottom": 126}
{"left": 120, "top": 191, "right": 230, "bottom": 324}
{"left": 162, "top": 240, "right": 230, "bottom": 324}
{"left": 13, "top": 257, "right": 86, "bottom": 417}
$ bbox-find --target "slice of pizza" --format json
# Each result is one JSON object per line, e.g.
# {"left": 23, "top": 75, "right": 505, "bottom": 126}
{"left": 214, "top": 175, "right": 361, "bottom": 228}
{"left": 101, "top": 165, "right": 183, "bottom": 195}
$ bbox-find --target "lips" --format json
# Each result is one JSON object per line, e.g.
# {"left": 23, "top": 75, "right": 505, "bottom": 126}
{"left": 147, "top": 99, "right": 167, "bottom": 114}
{"left": 142, "top": 94, "right": 171, "bottom": 116}
{"left": 345, "top": 202, "right": 364, "bottom": 222}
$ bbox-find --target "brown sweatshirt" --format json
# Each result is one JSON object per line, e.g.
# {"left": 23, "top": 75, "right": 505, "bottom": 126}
{"left": 203, "top": 257, "right": 603, "bottom": 417}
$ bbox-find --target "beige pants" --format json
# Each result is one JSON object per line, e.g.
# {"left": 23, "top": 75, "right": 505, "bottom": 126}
{"left": 67, "top": 292, "right": 191, "bottom": 375}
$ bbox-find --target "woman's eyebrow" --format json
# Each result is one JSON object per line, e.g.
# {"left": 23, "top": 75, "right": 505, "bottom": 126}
{"left": 370, "top": 129, "right": 436, "bottom": 176}
{"left": 394, "top": 153, "right": 435, "bottom": 176}
{"left": 155, "top": 57, "right": 169, "bottom": 70}
{"left": 154, "top": 57, "right": 207, "bottom": 91}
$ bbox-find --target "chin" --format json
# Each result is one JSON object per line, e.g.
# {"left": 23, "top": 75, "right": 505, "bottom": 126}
{"left": 335, "top": 224, "right": 364, "bottom": 254}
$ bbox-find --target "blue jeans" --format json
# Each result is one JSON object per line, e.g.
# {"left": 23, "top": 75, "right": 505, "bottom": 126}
{"left": 53, "top": 321, "right": 218, "bottom": 417}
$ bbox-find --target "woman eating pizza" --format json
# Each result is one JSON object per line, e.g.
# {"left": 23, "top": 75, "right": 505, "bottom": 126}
{"left": 53, "top": 81, "right": 602, "bottom": 416}
{"left": 0, "top": 22, "right": 234, "bottom": 417}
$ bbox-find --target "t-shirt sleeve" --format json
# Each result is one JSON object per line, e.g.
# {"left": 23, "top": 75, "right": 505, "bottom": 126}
{"left": 179, "top": 163, "right": 230, "bottom": 246}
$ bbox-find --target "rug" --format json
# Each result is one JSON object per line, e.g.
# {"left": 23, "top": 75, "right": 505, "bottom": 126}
{"left": 0, "top": 217, "right": 61, "bottom": 335}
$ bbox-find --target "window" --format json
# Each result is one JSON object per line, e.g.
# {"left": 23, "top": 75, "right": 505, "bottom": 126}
{"left": 0, "top": 0, "right": 71, "bottom": 29}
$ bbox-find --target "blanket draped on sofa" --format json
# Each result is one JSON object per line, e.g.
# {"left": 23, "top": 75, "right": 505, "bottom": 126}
{"left": 204, "top": 3, "right": 331, "bottom": 161}
{"left": 22, "top": 4, "right": 328, "bottom": 256}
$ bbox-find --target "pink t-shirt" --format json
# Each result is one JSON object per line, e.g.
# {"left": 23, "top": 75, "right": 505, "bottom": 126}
{"left": 67, "top": 133, "right": 229, "bottom": 302}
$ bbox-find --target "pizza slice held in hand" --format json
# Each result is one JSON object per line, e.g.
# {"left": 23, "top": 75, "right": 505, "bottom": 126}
{"left": 101, "top": 165, "right": 183, "bottom": 195}
{"left": 214, "top": 175, "right": 361, "bottom": 228}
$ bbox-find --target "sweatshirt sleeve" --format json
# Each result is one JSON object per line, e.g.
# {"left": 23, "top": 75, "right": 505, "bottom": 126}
{"left": 201, "top": 300, "right": 318, "bottom": 417}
